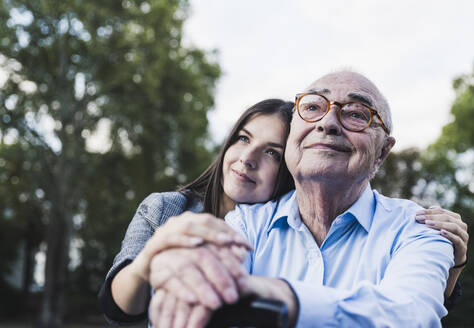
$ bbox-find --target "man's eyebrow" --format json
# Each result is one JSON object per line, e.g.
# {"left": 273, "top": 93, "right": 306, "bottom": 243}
{"left": 348, "top": 92, "right": 374, "bottom": 107}
{"left": 307, "top": 88, "right": 330, "bottom": 94}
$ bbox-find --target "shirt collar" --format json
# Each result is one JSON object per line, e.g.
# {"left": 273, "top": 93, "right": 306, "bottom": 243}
{"left": 266, "top": 190, "right": 300, "bottom": 232}
{"left": 342, "top": 184, "right": 375, "bottom": 232}
{"left": 267, "top": 184, "right": 375, "bottom": 233}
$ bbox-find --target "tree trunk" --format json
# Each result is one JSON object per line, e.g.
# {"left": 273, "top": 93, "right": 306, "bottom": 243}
{"left": 22, "top": 237, "right": 34, "bottom": 295}
{"left": 38, "top": 209, "right": 70, "bottom": 328}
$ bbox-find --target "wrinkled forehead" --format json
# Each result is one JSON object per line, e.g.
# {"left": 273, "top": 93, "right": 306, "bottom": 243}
{"left": 305, "top": 72, "right": 382, "bottom": 108}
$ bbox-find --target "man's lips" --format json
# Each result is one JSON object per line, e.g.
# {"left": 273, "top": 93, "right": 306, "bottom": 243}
{"left": 304, "top": 142, "right": 352, "bottom": 152}
{"left": 232, "top": 169, "right": 255, "bottom": 183}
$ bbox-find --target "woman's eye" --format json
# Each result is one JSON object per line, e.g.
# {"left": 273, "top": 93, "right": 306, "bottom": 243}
{"left": 237, "top": 135, "right": 249, "bottom": 143}
{"left": 266, "top": 149, "right": 281, "bottom": 161}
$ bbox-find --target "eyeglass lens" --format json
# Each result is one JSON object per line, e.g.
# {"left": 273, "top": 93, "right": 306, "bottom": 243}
{"left": 298, "top": 94, "right": 372, "bottom": 131}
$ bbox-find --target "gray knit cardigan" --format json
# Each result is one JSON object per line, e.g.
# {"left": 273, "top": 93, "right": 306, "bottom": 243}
{"left": 102, "top": 191, "right": 203, "bottom": 325}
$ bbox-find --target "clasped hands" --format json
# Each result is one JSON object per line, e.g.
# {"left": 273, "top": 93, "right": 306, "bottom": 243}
{"left": 136, "top": 212, "right": 294, "bottom": 328}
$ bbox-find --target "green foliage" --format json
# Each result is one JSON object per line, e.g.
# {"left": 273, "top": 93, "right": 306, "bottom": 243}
{"left": 0, "top": 0, "right": 220, "bottom": 325}
{"left": 424, "top": 68, "right": 474, "bottom": 327}
{"left": 373, "top": 67, "right": 474, "bottom": 326}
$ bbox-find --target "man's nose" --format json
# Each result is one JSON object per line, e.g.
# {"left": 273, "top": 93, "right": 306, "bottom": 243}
{"left": 315, "top": 104, "right": 342, "bottom": 135}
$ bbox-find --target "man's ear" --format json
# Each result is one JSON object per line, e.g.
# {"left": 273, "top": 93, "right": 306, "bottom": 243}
{"left": 375, "top": 136, "right": 395, "bottom": 168}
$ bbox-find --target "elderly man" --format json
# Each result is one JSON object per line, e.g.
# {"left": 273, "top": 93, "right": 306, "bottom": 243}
{"left": 149, "top": 71, "right": 454, "bottom": 327}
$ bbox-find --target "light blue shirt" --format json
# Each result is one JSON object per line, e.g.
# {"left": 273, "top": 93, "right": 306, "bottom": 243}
{"left": 225, "top": 185, "right": 454, "bottom": 327}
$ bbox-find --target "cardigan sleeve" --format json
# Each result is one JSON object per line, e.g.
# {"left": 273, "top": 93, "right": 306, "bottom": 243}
{"left": 98, "top": 193, "right": 164, "bottom": 325}
{"left": 98, "top": 191, "right": 202, "bottom": 325}
{"left": 444, "top": 280, "right": 462, "bottom": 311}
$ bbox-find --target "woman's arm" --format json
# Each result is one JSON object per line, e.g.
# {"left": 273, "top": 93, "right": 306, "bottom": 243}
{"left": 110, "top": 211, "right": 251, "bottom": 316}
{"left": 415, "top": 206, "right": 468, "bottom": 299}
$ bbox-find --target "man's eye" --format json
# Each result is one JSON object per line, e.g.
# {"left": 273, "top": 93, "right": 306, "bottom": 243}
{"left": 305, "top": 104, "right": 320, "bottom": 112}
{"left": 346, "top": 110, "right": 369, "bottom": 122}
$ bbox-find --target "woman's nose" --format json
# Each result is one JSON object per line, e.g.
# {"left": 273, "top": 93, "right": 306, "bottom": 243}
{"left": 240, "top": 149, "right": 257, "bottom": 169}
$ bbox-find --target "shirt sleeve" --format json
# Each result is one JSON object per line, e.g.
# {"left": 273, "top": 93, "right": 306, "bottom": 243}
{"left": 288, "top": 231, "right": 454, "bottom": 328}
{"left": 225, "top": 205, "right": 253, "bottom": 272}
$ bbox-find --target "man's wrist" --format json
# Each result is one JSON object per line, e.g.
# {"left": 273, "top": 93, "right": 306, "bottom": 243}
{"left": 279, "top": 279, "right": 299, "bottom": 327}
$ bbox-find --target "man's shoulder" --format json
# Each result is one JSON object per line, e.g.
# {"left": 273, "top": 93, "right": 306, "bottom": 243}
{"left": 372, "top": 190, "right": 442, "bottom": 240}
{"left": 373, "top": 190, "right": 423, "bottom": 216}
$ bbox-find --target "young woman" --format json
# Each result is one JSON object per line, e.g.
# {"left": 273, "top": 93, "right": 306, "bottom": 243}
{"left": 99, "top": 99, "right": 468, "bottom": 325}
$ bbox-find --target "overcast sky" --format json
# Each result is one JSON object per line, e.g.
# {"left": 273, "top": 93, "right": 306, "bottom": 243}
{"left": 183, "top": 0, "right": 474, "bottom": 151}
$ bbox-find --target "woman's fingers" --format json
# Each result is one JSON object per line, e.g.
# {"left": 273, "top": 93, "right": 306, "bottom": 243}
{"left": 416, "top": 206, "right": 469, "bottom": 267}
{"left": 169, "top": 212, "right": 252, "bottom": 248}
{"left": 425, "top": 220, "right": 469, "bottom": 242}
{"left": 441, "top": 229, "right": 468, "bottom": 265}
{"left": 143, "top": 212, "right": 251, "bottom": 262}
{"left": 416, "top": 207, "right": 462, "bottom": 222}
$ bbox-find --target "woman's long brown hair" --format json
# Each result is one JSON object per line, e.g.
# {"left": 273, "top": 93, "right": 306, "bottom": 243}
{"left": 179, "top": 99, "right": 295, "bottom": 217}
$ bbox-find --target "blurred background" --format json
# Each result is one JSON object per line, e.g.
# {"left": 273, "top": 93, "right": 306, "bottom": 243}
{"left": 0, "top": 0, "right": 472, "bottom": 327}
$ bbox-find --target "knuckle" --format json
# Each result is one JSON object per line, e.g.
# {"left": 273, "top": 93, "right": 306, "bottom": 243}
{"left": 183, "top": 219, "right": 195, "bottom": 231}
{"left": 198, "top": 214, "right": 211, "bottom": 224}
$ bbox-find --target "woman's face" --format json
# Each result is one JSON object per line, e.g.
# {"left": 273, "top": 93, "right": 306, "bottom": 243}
{"left": 222, "top": 113, "right": 287, "bottom": 205}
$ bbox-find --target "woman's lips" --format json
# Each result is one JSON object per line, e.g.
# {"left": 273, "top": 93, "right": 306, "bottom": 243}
{"left": 232, "top": 169, "right": 255, "bottom": 183}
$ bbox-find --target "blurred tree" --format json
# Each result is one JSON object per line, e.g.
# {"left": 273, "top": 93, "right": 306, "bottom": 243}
{"left": 0, "top": 142, "right": 45, "bottom": 318}
{"left": 421, "top": 68, "right": 473, "bottom": 327}
{"left": 0, "top": 0, "right": 220, "bottom": 326}
{"left": 372, "top": 148, "right": 423, "bottom": 201}
{"left": 373, "top": 67, "right": 473, "bottom": 326}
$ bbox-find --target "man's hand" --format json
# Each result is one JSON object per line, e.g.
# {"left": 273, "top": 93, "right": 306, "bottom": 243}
{"left": 133, "top": 212, "right": 251, "bottom": 282}
{"left": 149, "top": 244, "right": 248, "bottom": 308}
{"left": 149, "top": 288, "right": 212, "bottom": 328}
{"left": 239, "top": 276, "right": 299, "bottom": 326}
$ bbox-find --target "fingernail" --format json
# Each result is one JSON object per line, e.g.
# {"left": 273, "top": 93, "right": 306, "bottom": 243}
{"left": 217, "top": 233, "right": 232, "bottom": 243}
{"left": 440, "top": 229, "right": 448, "bottom": 235}
{"left": 415, "top": 215, "right": 426, "bottom": 221}
{"left": 223, "top": 288, "right": 238, "bottom": 303}
{"left": 416, "top": 210, "right": 426, "bottom": 215}
{"left": 206, "top": 293, "right": 221, "bottom": 309}
{"left": 425, "top": 220, "right": 435, "bottom": 226}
